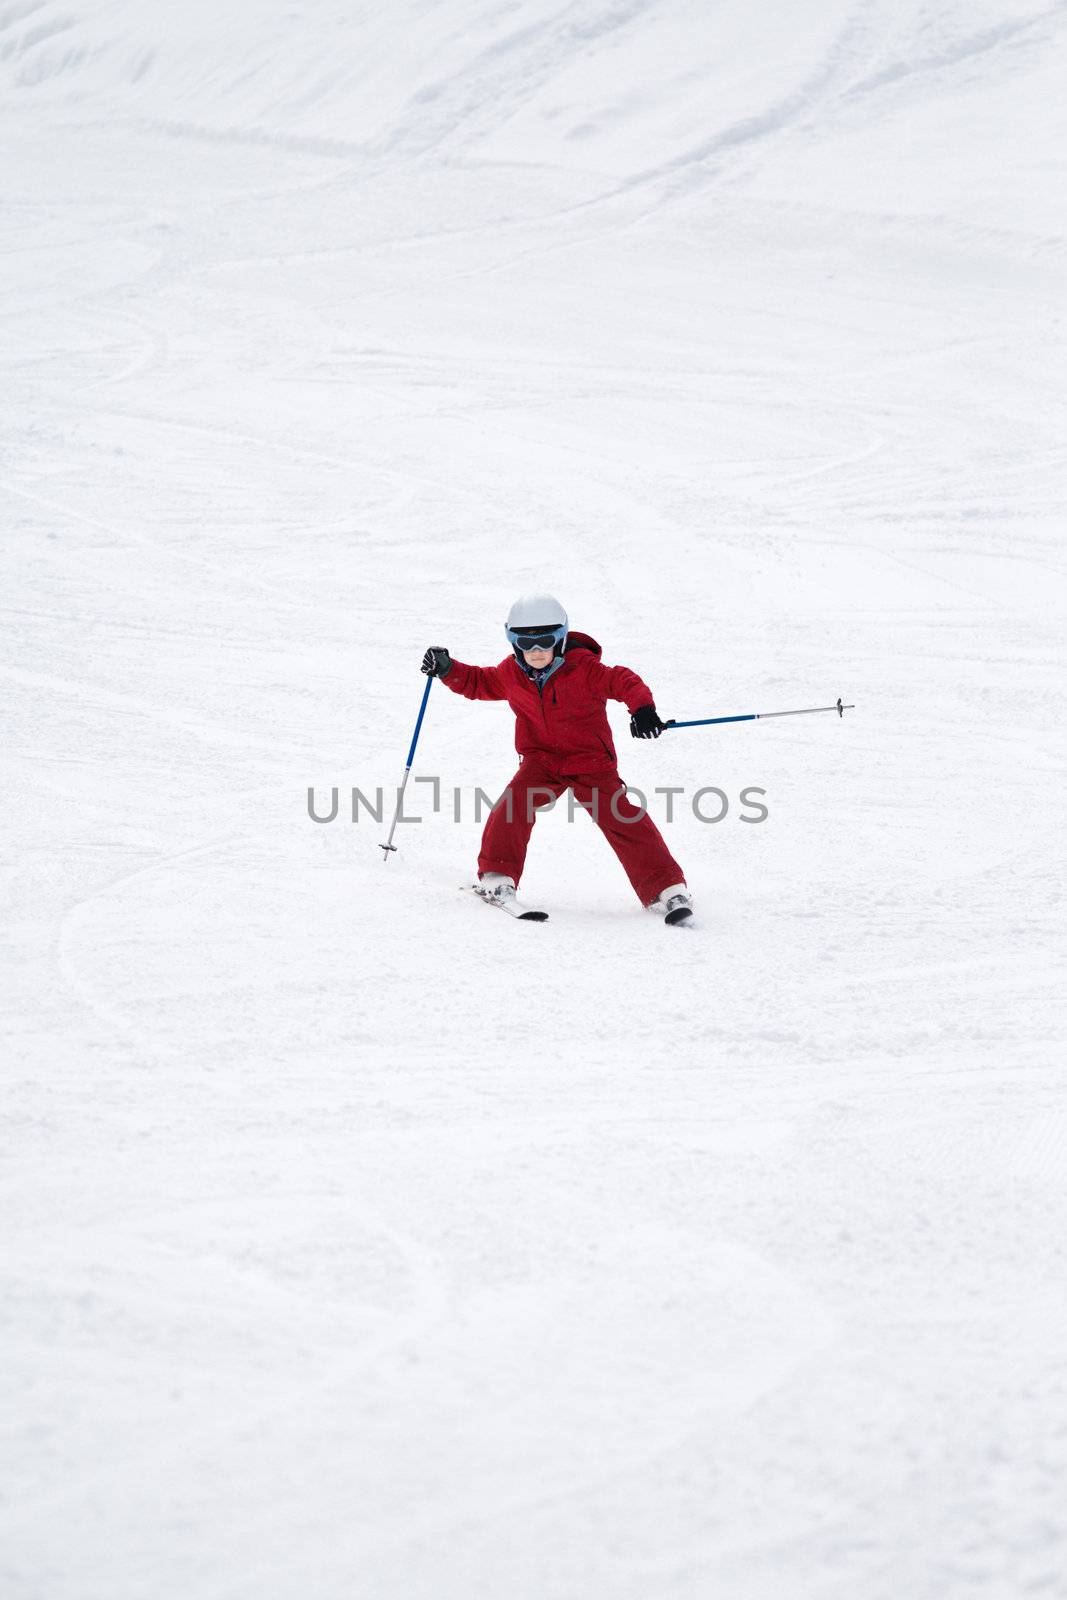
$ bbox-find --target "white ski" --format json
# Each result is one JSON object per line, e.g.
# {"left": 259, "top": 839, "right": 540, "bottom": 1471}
{"left": 649, "top": 886, "right": 695, "bottom": 926}
{"left": 467, "top": 883, "right": 549, "bottom": 921}
{"left": 664, "top": 906, "right": 695, "bottom": 927}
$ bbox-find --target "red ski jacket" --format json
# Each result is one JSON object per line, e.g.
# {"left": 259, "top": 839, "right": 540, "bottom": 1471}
{"left": 441, "top": 631, "right": 655, "bottom": 775}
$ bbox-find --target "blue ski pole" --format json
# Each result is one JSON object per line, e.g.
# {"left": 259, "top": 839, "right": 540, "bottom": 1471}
{"left": 380, "top": 675, "right": 433, "bottom": 860}
{"left": 665, "top": 696, "right": 854, "bottom": 731}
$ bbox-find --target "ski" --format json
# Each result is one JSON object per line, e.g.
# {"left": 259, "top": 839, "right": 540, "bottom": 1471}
{"left": 664, "top": 904, "right": 694, "bottom": 926}
{"left": 467, "top": 884, "right": 549, "bottom": 921}
{"left": 650, "top": 886, "right": 695, "bottom": 926}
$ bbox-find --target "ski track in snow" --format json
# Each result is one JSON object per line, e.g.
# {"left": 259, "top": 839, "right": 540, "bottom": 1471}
{"left": 3, "top": 2, "right": 1067, "bottom": 1597}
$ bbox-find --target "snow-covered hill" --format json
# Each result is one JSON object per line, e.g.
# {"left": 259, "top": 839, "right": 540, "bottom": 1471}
{"left": 3, "top": 3, "right": 1066, "bottom": 1596}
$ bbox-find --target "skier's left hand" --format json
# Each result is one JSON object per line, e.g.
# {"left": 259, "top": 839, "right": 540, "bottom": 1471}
{"left": 630, "top": 704, "right": 665, "bottom": 739}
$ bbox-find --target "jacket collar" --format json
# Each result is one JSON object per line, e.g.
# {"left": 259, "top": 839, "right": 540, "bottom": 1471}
{"left": 518, "top": 653, "right": 567, "bottom": 688}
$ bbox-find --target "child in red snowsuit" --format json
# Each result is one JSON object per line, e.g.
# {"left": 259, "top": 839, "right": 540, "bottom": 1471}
{"left": 422, "top": 595, "right": 690, "bottom": 914}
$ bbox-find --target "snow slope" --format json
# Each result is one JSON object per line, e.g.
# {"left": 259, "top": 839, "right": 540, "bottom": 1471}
{"left": 3, "top": 3, "right": 1066, "bottom": 1596}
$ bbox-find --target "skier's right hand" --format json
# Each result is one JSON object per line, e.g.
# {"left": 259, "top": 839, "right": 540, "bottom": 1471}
{"left": 421, "top": 646, "right": 452, "bottom": 679}
{"left": 630, "top": 703, "right": 665, "bottom": 739}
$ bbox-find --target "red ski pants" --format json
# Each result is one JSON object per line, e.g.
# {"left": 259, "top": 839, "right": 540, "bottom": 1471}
{"left": 477, "top": 757, "right": 685, "bottom": 906}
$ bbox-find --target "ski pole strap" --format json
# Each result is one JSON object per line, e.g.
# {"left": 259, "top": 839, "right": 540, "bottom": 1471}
{"left": 665, "top": 698, "right": 854, "bottom": 730}
{"left": 405, "top": 674, "right": 433, "bottom": 767}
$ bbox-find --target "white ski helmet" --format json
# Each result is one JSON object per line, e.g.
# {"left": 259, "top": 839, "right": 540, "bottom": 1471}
{"left": 505, "top": 593, "right": 569, "bottom": 660}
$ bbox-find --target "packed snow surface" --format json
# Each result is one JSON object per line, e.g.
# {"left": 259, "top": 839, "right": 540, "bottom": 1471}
{"left": 3, "top": 2, "right": 1066, "bottom": 1596}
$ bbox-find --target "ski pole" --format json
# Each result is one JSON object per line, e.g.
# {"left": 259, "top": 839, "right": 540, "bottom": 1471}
{"left": 665, "top": 696, "right": 855, "bottom": 731}
{"left": 380, "top": 675, "right": 433, "bottom": 860}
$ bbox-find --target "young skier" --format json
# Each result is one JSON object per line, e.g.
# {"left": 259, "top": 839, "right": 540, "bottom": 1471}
{"left": 421, "top": 593, "right": 693, "bottom": 923}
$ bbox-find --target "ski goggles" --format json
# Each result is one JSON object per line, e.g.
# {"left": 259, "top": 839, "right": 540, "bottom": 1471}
{"left": 507, "top": 624, "right": 567, "bottom": 652}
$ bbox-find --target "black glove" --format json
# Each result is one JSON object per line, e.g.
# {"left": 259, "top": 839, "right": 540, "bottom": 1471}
{"left": 630, "top": 703, "right": 665, "bottom": 739}
{"left": 421, "top": 646, "right": 452, "bottom": 679}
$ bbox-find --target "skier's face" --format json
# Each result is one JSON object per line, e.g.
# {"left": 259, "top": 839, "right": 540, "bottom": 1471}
{"left": 522, "top": 645, "right": 553, "bottom": 668}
